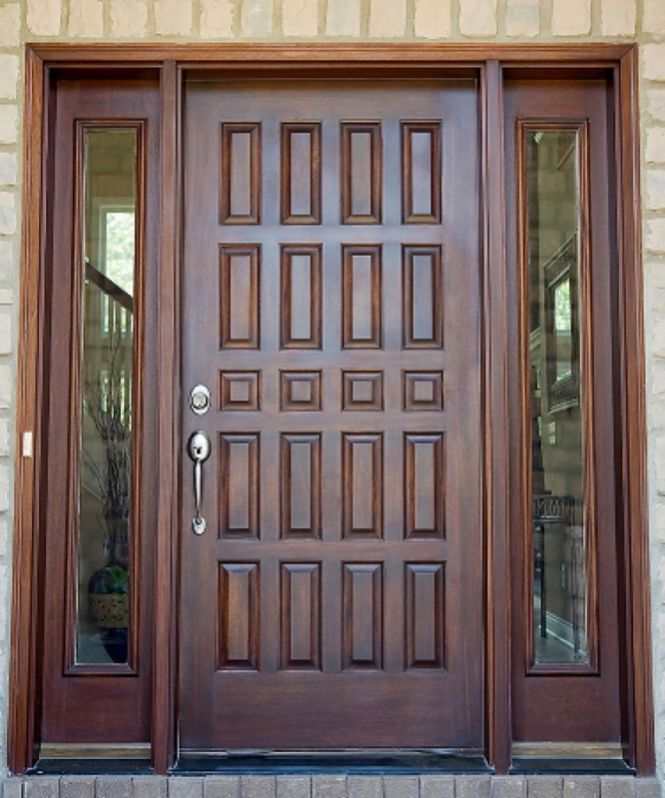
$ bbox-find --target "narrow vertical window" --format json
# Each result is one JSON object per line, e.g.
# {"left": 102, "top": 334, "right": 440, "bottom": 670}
{"left": 521, "top": 123, "right": 595, "bottom": 669}
{"left": 75, "top": 127, "right": 141, "bottom": 667}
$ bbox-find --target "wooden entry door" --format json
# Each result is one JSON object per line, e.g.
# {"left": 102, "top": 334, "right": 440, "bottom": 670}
{"left": 179, "top": 77, "right": 483, "bottom": 751}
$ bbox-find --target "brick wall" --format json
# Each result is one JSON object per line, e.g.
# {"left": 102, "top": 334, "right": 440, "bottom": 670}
{"left": 0, "top": 0, "right": 664, "bottom": 785}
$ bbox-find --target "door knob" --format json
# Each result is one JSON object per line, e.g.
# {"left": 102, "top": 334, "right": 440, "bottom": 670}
{"left": 188, "top": 431, "right": 211, "bottom": 535}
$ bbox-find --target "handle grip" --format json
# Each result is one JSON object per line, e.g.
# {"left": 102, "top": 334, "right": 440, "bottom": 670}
{"left": 188, "top": 431, "right": 211, "bottom": 535}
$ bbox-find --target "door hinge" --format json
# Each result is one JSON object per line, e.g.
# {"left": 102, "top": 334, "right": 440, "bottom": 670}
{"left": 22, "top": 431, "right": 33, "bottom": 458}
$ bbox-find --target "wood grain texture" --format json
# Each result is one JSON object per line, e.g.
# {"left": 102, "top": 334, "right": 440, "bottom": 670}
{"left": 178, "top": 77, "right": 484, "bottom": 751}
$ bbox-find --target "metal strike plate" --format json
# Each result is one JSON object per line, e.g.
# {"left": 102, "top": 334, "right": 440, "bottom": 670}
{"left": 190, "top": 384, "right": 211, "bottom": 415}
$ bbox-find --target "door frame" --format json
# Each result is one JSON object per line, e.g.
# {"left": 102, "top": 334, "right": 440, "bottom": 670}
{"left": 8, "top": 43, "right": 651, "bottom": 776}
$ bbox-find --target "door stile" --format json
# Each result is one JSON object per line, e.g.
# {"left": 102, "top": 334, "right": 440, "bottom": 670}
{"left": 482, "top": 60, "right": 511, "bottom": 774}
{"left": 151, "top": 60, "right": 182, "bottom": 774}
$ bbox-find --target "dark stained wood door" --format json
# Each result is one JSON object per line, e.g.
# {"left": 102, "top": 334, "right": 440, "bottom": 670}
{"left": 179, "top": 78, "right": 483, "bottom": 750}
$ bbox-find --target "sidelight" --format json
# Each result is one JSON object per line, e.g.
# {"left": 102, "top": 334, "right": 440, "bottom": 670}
{"left": 73, "top": 127, "right": 141, "bottom": 667}
{"left": 521, "top": 123, "right": 595, "bottom": 669}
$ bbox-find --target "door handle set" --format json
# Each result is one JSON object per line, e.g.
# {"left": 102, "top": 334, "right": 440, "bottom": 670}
{"left": 188, "top": 430, "right": 211, "bottom": 535}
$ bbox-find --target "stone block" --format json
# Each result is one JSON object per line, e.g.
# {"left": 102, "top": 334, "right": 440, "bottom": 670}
{"left": 67, "top": 0, "right": 103, "bottom": 37}
{"left": 96, "top": 779, "right": 132, "bottom": 798}
{"left": 0, "top": 363, "right": 13, "bottom": 409}
{"left": 599, "top": 778, "right": 635, "bottom": 798}
{"left": 0, "top": 106, "right": 19, "bottom": 145}
{"left": 647, "top": 90, "right": 665, "bottom": 124}
{"left": 60, "top": 779, "right": 94, "bottom": 798}
{"left": 27, "top": 0, "right": 61, "bottom": 35}
{"left": 551, "top": 0, "right": 591, "bottom": 35}
{"left": 203, "top": 778, "right": 239, "bottom": 798}
{"left": 275, "top": 777, "right": 310, "bottom": 798}
{"left": 239, "top": 778, "right": 274, "bottom": 798}
{"left": 563, "top": 778, "right": 600, "bottom": 798}
{"left": 0, "top": 55, "right": 19, "bottom": 101}
{"left": 0, "top": 191, "right": 17, "bottom": 235}
{"left": 109, "top": 0, "right": 148, "bottom": 37}
{"left": 200, "top": 0, "right": 234, "bottom": 37}
{"left": 647, "top": 219, "right": 665, "bottom": 254}
{"left": 3, "top": 780, "right": 24, "bottom": 798}
{"left": 492, "top": 777, "right": 527, "bottom": 798}
{"left": 414, "top": 0, "right": 451, "bottom": 38}
{"left": 311, "top": 777, "right": 345, "bottom": 798}
{"left": 527, "top": 777, "right": 563, "bottom": 798}
{"left": 0, "top": 517, "right": 10, "bottom": 557}
{"left": 383, "top": 776, "right": 419, "bottom": 798}
{"left": 643, "top": 45, "right": 665, "bottom": 82}
{"left": 169, "top": 780, "right": 203, "bottom": 798}
{"left": 457, "top": 776, "right": 491, "bottom": 798}
{"left": 0, "top": 4, "right": 21, "bottom": 47}
{"left": 505, "top": 0, "right": 539, "bottom": 37}
{"left": 25, "top": 780, "right": 60, "bottom": 798}
{"left": 240, "top": 0, "right": 273, "bottom": 37}
{"left": 635, "top": 779, "right": 661, "bottom": 798}
{"left": 0, "top": 153, "right": 17, "bottom": 187}
{"left": 0, "top": 240, "right": 13, "bottom": 280}
{"left": 369, "top": 0, "right": 406, "bottom": 37}
{"left": 646, "top": 170, "right": 665, "bottom": 211}
{"left": 419, "top": 775, "right": 455, "bottom": 798}
{"left": 600, "top": 0, "right": 636, "bottom": 36}
{"left": 459, "top": 0, "right": 498, "bottom": 36}
{"left": 282, "top": 0, "right": 318, "bottom": 37}
{"left": 326, "top": 0, "right": 360, "bottom": 36}
{"left": 133, "top": 778, "right": 168, "bottom": 798}
{"left": 644, "top": 0, "right": 665, "bottom": 36}
{"left": 346, "top": 778, "right": 381, "bottom": 798}
{"left": 0, "top": 311, "right": 12, "bottom": 355}
{"left": 155, "top": 0, "right": 193, "bottom": 35}
{"left": 646, "top": 129, "right": 665, "bottom": 164}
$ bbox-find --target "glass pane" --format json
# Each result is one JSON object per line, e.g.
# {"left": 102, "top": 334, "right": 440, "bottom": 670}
{"left": 77, "top": 129, "right": 137, "bottom": 665}
{"left": 525, "top": 128, "right": 588, "bottom": 666}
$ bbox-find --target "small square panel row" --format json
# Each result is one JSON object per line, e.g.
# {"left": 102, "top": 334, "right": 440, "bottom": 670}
{"left": 219, "top": 369, "right": 444, "bottom": 412}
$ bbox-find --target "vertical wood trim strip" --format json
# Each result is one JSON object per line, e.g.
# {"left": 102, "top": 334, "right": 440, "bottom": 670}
{"left": 483, "top": 60, "right": 512, "bottom": 774}
{"left": 617, "top": 47, "right": 655, "bottom": 775}
{"left": 8, "top": 45, "right": 45, "bottom": 776}
{"left": 151, "top": 60, "right": 180, "bottom": 774}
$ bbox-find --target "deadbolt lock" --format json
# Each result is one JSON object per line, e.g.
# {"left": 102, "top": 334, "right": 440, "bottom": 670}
{"left": 190, "top": 384, "right": 211, "bottom": 415}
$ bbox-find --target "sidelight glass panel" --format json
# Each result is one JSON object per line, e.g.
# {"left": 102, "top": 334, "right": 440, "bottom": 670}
{"left": 76, "top": 128, "right": 138, "bottom": 665}
{"left": 524, "top": 127, "right": 590, "bottom": 666}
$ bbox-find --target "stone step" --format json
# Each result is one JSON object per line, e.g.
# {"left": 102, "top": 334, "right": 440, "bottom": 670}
{"left": 0, "top": 775, "right": 660, "bottom": 798}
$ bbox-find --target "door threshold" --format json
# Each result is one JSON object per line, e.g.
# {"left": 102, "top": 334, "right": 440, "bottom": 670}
{"left": 173, "top": 750, "right": 491, "bottom": 775}
{"left": 510, "top": 758, "right": 635, "bottom": 776}
{"left": 29, "top": 759, "right": 153, "bottom": 776}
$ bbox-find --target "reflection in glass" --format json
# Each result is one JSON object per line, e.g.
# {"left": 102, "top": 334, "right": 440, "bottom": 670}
{"left": 76, "top": 129, "right": 137, "bottom": 665}
{"left": 525, "top": 127, "right": 589, "bottom": 665}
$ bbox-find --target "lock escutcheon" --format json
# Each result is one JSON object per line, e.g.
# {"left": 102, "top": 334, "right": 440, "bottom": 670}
{"left": 190, "top": 384, "right": 211, "bottom": 415}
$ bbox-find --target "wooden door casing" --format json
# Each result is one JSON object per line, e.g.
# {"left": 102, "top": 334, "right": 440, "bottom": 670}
{"left": 179, "top": 79, "right": 484, "bottom": 750}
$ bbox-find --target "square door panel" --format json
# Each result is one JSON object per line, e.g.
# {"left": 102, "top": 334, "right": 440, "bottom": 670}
{"left": 220, "top": 370, "right": 261, "bottom": 410}
{"left": 280, "top": 370, "right": 322, "bottom": 411}
{"left": 403, "top": 371, "right": 444, "bottom": 411}
{"left": 342, "top": 370, "right": 384, "bottom": 411}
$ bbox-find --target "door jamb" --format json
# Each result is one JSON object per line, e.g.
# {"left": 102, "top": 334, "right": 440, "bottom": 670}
{"left": 8, "top": 42, "right": 650, "bottom": 776}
